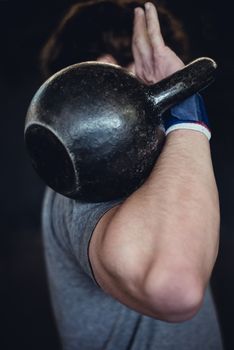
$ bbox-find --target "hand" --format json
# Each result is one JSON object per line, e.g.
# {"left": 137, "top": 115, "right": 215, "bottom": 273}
{"left": 132, "top": 2, "right": 184, "bottom": 84}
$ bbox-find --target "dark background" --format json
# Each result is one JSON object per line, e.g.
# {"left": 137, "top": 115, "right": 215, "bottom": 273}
{"left": 1, "top": 0, "right": 234, "bottom": 349}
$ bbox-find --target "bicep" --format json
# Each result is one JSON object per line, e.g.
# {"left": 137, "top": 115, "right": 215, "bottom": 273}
{"left": 88, "top": 203, "right": 159, "bottom": 318}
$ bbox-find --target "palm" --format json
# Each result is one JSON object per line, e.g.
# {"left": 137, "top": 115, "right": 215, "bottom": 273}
{"left": 132, "top": 3, "right": 184, "bottom": 85}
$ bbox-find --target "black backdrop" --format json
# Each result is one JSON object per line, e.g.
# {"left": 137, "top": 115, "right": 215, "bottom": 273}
{"left": 1, "top": 0, "right": 234, "bottom": 349}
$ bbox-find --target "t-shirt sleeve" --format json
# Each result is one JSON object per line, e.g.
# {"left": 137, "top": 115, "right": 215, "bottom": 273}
{"left": 48, "top": 189, "right": 124, "bottom": 285}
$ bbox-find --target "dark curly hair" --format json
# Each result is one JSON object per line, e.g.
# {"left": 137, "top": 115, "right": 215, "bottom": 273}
{"left": 40, "top": 0, "right": 190, "bottom": 79}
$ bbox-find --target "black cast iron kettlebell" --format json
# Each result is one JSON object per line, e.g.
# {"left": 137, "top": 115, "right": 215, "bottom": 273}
{"left": 25, "top": 57, "right": 217, "bottom": 202}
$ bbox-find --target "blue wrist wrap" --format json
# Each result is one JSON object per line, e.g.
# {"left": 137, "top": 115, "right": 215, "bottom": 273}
{"left": 164, "top": 94, "right": 211, "bottom": 140}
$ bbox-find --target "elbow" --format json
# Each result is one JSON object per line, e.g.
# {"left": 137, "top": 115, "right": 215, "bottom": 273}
{"left": 143, "top": 267, "right": 204, "bottom": 322}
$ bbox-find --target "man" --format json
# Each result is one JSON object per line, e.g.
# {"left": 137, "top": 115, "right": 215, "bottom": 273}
{"left": 41, "top": 1, "right": 223, "bottom": 348}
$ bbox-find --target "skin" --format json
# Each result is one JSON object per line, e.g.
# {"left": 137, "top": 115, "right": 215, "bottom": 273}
{"left": 89, "top": 2, "right": 220, "bottom": 322}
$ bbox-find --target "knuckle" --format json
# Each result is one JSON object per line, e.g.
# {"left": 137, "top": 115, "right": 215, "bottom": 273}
{"left": 135, "top": 67, "right": 143, "bottom": 77}
{"left": 152, "top": 51, "right": 159, "bottom": 61}
{"left": 145, "top": 75, "right": 156, "bottom": 85}
{"left": 133, "top": 36, "right": 143, "bottom": 47}
{"left": 148, "top": 28, "right": 156, "bottom": 38}
{"left": 152, "top": 49, "right": 163, "bottom": 60}
{"left": 142, "top": 70, "right": 155, "bottom": 84}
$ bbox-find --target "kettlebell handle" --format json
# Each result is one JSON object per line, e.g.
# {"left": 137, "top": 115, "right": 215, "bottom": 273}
{"left": 146, "top": 57, "right": 217, "bottom": 114}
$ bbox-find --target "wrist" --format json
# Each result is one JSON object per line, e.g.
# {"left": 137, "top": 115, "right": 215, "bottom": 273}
{"left": 165, "top": 129, "right": 210, "bottom": 151}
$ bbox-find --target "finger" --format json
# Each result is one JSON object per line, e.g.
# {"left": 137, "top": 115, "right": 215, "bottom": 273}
{"left": 96, "top": 54, "right": 118, "bottom": 65}
{"left": 145, "top": 2, "right": 165, "bottom": 51}
{"left": 132, "top": 7, "right": 153, "bottom": 78}
{"left": 132, "top": 7, "right": 151, "bottom": 57}
{"left": 132, "top": 8, "right": 143, "bottom": 74}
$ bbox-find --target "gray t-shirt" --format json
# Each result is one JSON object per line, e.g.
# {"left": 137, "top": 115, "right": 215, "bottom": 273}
{"left": 42, "top": 188, "right": 223, "bottom": 350}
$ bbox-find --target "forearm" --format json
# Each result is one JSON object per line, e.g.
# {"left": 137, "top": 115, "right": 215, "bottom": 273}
{"left": 120, "top": 129, "right": 220, "bottom": 278}
{"left": 92, "top": 130, "right": 220, "bottom": 321}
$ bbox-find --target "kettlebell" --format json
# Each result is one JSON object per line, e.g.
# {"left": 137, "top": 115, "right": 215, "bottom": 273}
{"left": 25, "top": 57, "right": 217, "bottom": 202}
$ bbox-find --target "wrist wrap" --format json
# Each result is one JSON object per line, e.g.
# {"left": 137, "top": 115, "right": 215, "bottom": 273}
{"left": 164, "top": 94, "right": 211, "bottom": 140}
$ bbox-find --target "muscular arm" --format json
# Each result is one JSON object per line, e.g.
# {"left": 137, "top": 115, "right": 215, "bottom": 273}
{"left": 89, "top": 3, "right": 220, "bottom": 322}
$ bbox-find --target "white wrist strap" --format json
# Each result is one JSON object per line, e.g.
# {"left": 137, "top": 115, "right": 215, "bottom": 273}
{"left": 165, "top": 122, "right": 211, "bottom": 140}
